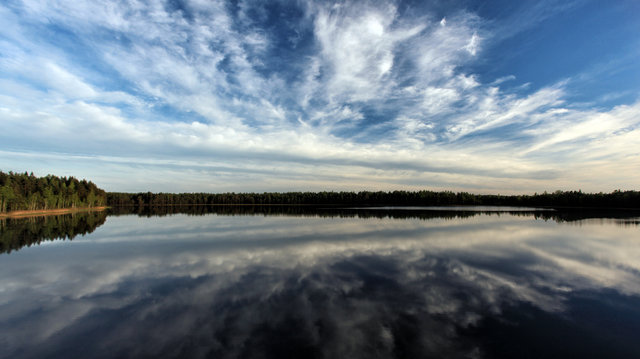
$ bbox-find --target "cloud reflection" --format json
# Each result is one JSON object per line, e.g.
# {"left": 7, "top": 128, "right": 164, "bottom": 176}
{"left": 0, "top": 212, "right": 639, "bottom": 358}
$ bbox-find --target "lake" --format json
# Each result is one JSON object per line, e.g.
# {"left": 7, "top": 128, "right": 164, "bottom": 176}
{"left": 1, "top": 207, "right": 639, "bottom": 358}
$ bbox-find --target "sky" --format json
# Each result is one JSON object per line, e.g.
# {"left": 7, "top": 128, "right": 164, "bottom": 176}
{"left": 0, "top": 0, "right": 639, "bottom": 193}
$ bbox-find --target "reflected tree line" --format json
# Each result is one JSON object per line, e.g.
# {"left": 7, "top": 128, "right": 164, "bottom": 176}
{"left": 3, "top": 205, "right": 637, "bottom": 254}
{"left": 0, "top": 210, "right": 107, "bottom": 254}
{"left": 109, "top": 204, "right": 485, "bottom": 219}
{"left": 108, "top": 205, "right": 639, "bottom": 224}
{"left": 0, "top": 171, "right": 106, "bottom": 212}
{"left": 107, "top": 189, "right": 640, "bottom": 209}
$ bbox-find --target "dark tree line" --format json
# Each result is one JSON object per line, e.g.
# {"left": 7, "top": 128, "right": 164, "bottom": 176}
{"left": 2, "top": 169, "right": 636, "bottom": 211}
{"left": 0, "top": 171, "right": 107, "bottom": 213}
{"left": 107, "top": 189, "right": 640, "bottom": 209}
{"left": 0, "top": 210, "right": 107, "bottom": 254}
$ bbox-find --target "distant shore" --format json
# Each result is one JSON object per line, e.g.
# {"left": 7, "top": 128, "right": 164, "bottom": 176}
{"left": 0, "top": 206, "right": 108, "bottom": 219}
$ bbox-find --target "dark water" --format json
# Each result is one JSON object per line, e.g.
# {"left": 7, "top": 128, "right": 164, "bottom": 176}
{"left": 1, "top": 207, "right": 639, "bottom": 358}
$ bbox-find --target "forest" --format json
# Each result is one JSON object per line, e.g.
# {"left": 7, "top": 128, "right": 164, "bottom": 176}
{"left": 2, "top": 170, "right": 638, "bottom": 212}
{"left": 107, "top": 189, "right": 640, "bottom": 209}
{"left": 0, "top": 171, "right": 107, "bottom": 213}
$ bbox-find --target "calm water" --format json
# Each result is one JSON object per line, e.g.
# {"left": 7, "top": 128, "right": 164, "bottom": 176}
{"left": 1, "top": 207, "right": 639, "bottom": 358}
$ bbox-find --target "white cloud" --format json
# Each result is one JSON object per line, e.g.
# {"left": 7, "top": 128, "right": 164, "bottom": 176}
{"left": 0, "top": 0, "right": 638, "bottom": 192}
{"left": 313, "top": 4, "right": 401, "bottom": 102}
{"left": 465, "top": 32, "right": 480, "bottom": 56}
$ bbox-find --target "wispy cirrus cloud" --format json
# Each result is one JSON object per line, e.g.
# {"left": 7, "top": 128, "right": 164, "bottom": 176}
{"left": 0, "top": 0, "right": 638, "bottom": 192}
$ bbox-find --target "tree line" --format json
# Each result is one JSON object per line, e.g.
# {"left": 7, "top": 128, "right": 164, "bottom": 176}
{"left": 0, "top": 171, "right": 107, "bottom": 213}
{"left": 2, "top": 170, "right": 637, "bottom": 211}
{"left": 107, "top": 189, "right": 640, "bottom": 209}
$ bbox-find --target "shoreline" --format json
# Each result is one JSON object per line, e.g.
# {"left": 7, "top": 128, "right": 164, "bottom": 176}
{"left": 0, "top": 206, "right": 108, "bottom": 219}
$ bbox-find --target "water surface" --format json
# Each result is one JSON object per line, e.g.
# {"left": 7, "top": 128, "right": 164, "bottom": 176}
{"left": 1, "top": 207, "right": 639, "bottom": 358}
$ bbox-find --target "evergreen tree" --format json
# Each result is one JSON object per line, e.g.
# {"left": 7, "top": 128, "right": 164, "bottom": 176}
{"left": 0, "top": 171, "right": 107, "bottom": 213}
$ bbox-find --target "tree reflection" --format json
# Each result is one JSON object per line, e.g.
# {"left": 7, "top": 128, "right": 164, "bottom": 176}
{"left": 2, "top": 206, "right": 637, "bottom": 255}
{"left": 0, "top": 210, "right": 107, "bottom": 254}
{"left": 108, "top": 205, "right": 640, "bottom": 224}
{"left": 1, "top": 209, "right": 639, "bottom": 358}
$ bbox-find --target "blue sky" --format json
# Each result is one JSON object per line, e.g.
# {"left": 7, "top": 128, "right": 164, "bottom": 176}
{"left": 1, "top": 0, "right": 639, "bottom": 193}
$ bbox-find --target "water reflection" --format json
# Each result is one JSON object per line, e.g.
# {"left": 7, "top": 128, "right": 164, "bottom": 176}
{"left": 109, "top": 204, "right": 640, "bottom": 224}
{"left": 0, "top": 209, "right": 639, "bottom": 358}
{"left": 3, "top": 206, "right": 637, "bottom": 255}
{"left": 0, "top": 210, "right": 107, "bottom": 254}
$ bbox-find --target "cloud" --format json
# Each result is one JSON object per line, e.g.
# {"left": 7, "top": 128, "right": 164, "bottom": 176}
{"left": 0, "top": 0, "right": 638, "bottom": 192}
{"left": 311, "top": 2, "right": 418, "bottom": 103}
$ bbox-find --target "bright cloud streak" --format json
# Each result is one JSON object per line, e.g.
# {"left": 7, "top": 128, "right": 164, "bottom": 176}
{"left": 0, "top": 0, "right": 638, "bottom": 192}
